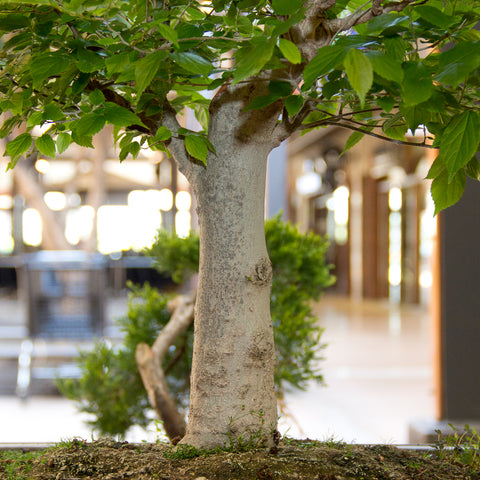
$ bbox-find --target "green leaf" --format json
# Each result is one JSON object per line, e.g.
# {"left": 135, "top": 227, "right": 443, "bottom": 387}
{"left": 75, "top": 48, "right": 104, "bottom": 73}
{"left": 101, "top": 103, "right": 143, "bottom": 128}
{"left": 278, "top": 39, "right": 302, "bottom": 64}
{"left": 465, "top": 158, "right": 480, "bottom": 181}
{"left": 0, "top": 13, "right": 29, "bottom": 32}
{"left": 302, "top": 46, "right": 346, "bottom": 89}
{"left": 434, "top": 42, "right": 480, "bottom": 87}
{"left": 4, "top": 133, "right": 32, "bottom": 168}
{"left": 430, "top": 167, "right": 466, "bottom": 215}
{"left": 30, "top": 53, "right": 70, "bottom": 88}
{"left": 441, "top": 111, "right": 480, "bottom": 180}
{"left": 157, "top": 23, "right": 179, "bottom": 48}
{"left": 105, "top": 51, "right": 135, "bottom": 78}
{"left": 426, "top": 155, "right": 446, "bottom": 180}
{"left": 415, "top": 5, "right": 456, "bottom": 29}
{"left": 27, "top": 111, "right": 44, "bottom": 128}
{"left": 185, "top": 135, "right": 208, "bottom": 165}
{"left": 272, "top": 0, "right": 303, "bottom": 15}
{"left": 341, "top": 131, "right": 365, "bottom": 156}
{"left": 89, "top": 89, "right": 105, "bottom": 105}
{"left": 382, "top": 113, "right": 407, "bottom": 141}
{"left": 401, "top": 62, "right": 433, "bottom": 106}
{"left": 154, "top": 126, "right": 172, "bottom": 142}
{"left": 344, "top": 49, "right": 372, "bottom": 106}
{"left": 73, "top": 112, "right": 106, "bottom": 137}
{"left": 56, "top": 132, "right": 72, "bottom": 154}
{"left": 376, "top": 96, "right": 395, "bottom": 113}
{"left": 170, "top": 52, "right": 213, "bottom": 77}
{"left": 367, "top": 51, "right": 403, "bottom": 82}
{"left": 285, "top": 95, "right": 303, "bottom": 117}
{"left": 244, "top": 94, "right": 280, "bottom": 111}
{"left": 135, "top": 51, "right": 168, "bottom": 96}
{"left": 43, "top": 104, "right": 65, "bottom": 122}
{"left": 233, "top": 37, "right": 276, "bottom": 84}
{"left": 35, "top": 134, "right": 56, "bottom": 158}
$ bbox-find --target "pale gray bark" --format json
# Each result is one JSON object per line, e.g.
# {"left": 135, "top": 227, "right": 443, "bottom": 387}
{"left": 174, "top": 85, "right": 281, "bottom": 449}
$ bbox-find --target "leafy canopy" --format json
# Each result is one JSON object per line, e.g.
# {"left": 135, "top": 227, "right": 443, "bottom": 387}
{"left": 0, "top": 0, "right": 479, "bottom": 212}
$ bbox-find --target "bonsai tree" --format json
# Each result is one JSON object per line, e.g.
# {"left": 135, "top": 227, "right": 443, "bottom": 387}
{"left": 58, "top": 216, "right": 335, "bottom": 441}
{"left": 1, "top": 0, "right": 480, "bottom": 448}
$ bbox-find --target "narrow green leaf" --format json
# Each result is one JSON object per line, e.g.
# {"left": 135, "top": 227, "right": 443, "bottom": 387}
{"left": 344, "top": 49, "right": 373, "bottom": 106}
{"left": 56, "top": 132, "right": 72, "bottom": 154}
{"left": 185, "top": 135, "right": 208, "bottom": 165}
{"left": 157, "top": 23, "right": 179, "bottom": 48}
{"left": 4, "top": 133, "right": 32, "bottom": 168}
{"left": 285, "top": 95, "right": 303, "bottom": 117}
{"left": 35, "top": 134, "right": 56, "bottom": 158}
{"left": 170, "top": 52, "right": 213, "bottom": 77}
{"left": 302, "top": 46, "right": 346, "bottom": 89}
{"left": 278, "top": 39, "right": 302, "bottom": 64}
{"left": 135, "top": 51, "right": 168, "bottom": 96}
{"left": 341, "top": 131, "right": 365, "bottom": 156}
{"left": 441, "top": 111, "right": 480, "bottom": 180}
{"left": 101, "top": 103, "right": 143, "bottom": 128}
{"left": 430, "top": 168, "right": 466, "bottom": 215}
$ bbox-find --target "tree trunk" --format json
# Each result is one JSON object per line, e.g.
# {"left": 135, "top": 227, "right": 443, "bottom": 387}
{"left": 179, "top": 87, "right": 281, "bottom": 449}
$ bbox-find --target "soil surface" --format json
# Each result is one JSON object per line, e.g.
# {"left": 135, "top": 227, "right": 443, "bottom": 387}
{"left": 1, "top": 438, "right": 479, "bottom": 480}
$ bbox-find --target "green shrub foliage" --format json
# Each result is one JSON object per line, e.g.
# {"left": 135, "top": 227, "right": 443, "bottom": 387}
{"left": 58, "top": 216, "right": 334, "bottom": 437}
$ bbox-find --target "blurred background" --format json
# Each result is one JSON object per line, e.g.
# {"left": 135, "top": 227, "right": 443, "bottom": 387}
{"left": 0, "top": 122, "right": 477, "bottom": 445}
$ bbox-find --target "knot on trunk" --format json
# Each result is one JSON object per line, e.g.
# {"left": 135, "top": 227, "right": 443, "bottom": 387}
{"left": 248, "top": 258, "right": 273, "bottom": 286}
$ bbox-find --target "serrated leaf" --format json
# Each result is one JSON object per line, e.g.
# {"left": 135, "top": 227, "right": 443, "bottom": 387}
{"left": 35, "top": 134, "right": 56, "bottom": 158}
{"left": 154, "top": 126, "right": 172, "bottom": 142}
{"left": 170, "top": 51, "right": 213, "bottom": 77}
{"left": 185, "top": 135, "right": 208, "bottom": 165}
{"left": 233, "top": 37, "right": 275, "bottom": 84}
{"left": 278, "top": 38, "right": 301, "bottom": 64}
{"left": 105, "top": 51, "right": 134, "bottom": 78}
{"left": 27, "top": 111, "right": 44, "bottom": 128}
{"left": 272, "top": 0, "right": 303, "bottom": 15}
{"left": 341, "top": 131, "right": 365, "bottom": 156}
{"left": 75, "top": 48, "right": 104, "bottom": 73}
{"left": 441, "top": 111, "right": 480, "bottom": 180}
{"left": 89, "top": 89, "right": 105, "bottom": 105}
{"left": 415, "top": 5, "right": 456, "bottom": 29}
{"left": 73, "top": 113, "right": 106, "bottom": 137}
{"left": 344, "top": 49, "right": 372, "bottom": 106}
{"left": 382, "top": 113, "right": 407, "bottom": 141}
{"left": 101, "top": 102, "right": 143, "bottom": 128}
{"left": 4, "top": 133, "right": 32, "bottom": 168}
{"left": 367, "top": 51, "right": 403, "bottom": 82}
{"left": 426, "top": 155, "right": 446, "bottom": 179}
{"left": 157, "top": 23, "right": 179, "bottom": 48}
{"left": 285, "top": 95, "right": 303, "bottom": 117}
{"left": 135, "top": 51, "right": 168, "bottom": 96}
{"left": 430, "top": 167, "right": 466, "bottom": 215}
{"left": 56, "top": 132, "right": 72, "bottom": 154}
{"left": 30, "top": 53, "right": 70, "bottom": 88}
{"left": 302, "top": 46, "right": 347, "bottom": 89}
{"left": 43, "top": 104, "right": 65, "bottom": 121}
{"left": 401, "top": 62, "right": 433, "bottom": 106}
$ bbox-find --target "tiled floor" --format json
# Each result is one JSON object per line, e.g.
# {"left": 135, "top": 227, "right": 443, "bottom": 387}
{"left": 0, "top": 295, "right": 435, "bottom": 444}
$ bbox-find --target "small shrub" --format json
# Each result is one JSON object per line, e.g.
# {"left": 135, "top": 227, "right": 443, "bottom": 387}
{"left": 58, "top": 216, "right": 334, "bottom": 438}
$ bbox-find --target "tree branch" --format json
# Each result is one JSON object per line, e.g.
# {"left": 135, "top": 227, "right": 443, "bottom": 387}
{"left": 135, "top": 291, "right": 196, "bottom": 443}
